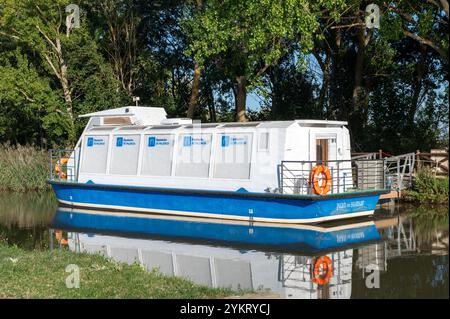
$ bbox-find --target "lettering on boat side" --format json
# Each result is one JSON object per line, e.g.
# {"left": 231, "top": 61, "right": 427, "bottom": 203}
{"left": 221, "top": 135, "right": 248, "bottom": 147}
{"left": 336, "top": 231, "right": 365, "bottom": 243}
{"left": 336, "top": 200, "right": 365, "bottom": 211}
{"left": 179, "top": 303, "right": 270, "bottom": 316}
{"left": 115, "top": 137, "right": 136, "bottom": 147}
{"left": 148, "top": 136, "right": 170, "bottom": 147}
{"left": 183, "top": 136, "right": 208, "bottom": 147}
{"left": 86, "top": 137, "right": 105, "bottom": 147}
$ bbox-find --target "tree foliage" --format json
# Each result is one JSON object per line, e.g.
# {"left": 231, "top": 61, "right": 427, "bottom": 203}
{"left": 0, "top": 0, "right": 448, "bottom": 152}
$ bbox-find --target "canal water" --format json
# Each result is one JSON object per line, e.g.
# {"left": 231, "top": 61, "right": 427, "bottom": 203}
{"left": 0, "top": 192, "right": 448, "bottom": 299}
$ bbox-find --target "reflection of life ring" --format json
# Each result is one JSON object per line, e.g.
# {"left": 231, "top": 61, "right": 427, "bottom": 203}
{"left": 55, "top": 230, "right": 68, "bottom": 246}
{"left": 310, "top": 165, "right": 332, "bottom": 195}
{"left": 312, "top": 256, "right": 333, "bottom": 285}
{"left": 54, "top": 158, "right": 69, "bottom": 179}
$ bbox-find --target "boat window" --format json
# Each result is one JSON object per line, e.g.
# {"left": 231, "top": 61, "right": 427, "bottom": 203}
{"left": 213, "top": 133, "right": 253, "bottom": 179}
{"left": 110, "top": 135, "right": 141, "bottom": 175}
{"left": 141, "top": 134, "right": 174, "bottom": 176}
{"left": 80, "top": 135, "right": 109, "bottom": 174}
{"left": 175, "top": 134, "right": 212, "bottom": 178}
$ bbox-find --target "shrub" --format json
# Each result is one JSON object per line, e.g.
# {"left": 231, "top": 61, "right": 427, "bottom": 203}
{"left": 404, "top": 168, "right": 449, "bottom": 204}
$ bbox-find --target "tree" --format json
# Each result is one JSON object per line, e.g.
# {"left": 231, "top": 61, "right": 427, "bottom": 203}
{"left": 185, "top": 0, "right": 345, "bottom": 122}
{"left": 0, "top": 0, "right": 78, "bottom": 141}
{"left": 0, "top": 50, "right": 69, "bottom": 146}
{"left": 0, "top": 0, "right": 129, "bottom": 145}
{"left": 83, "top": 0, "right": 143, "bottom": 96}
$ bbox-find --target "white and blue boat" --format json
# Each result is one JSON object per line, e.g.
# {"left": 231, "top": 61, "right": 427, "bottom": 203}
{"left": 49, "top": 106, "right": 389, "bottom": 224}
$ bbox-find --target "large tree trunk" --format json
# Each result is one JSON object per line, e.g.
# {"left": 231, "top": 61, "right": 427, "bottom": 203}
{"left": 352, "top": 26, "right": 365, "bottom": 112}
{"left": 329, "top": 29, "right": 341, "bottom": 118}
{"left": 349, "top": 24, "right": 368, "bottom": 150}
{"left": 206, "top": 83, "right": 216, "bottom": 122}
{"left": 312, "top": 48, "right": 331, "bottom": 117}
{"left": 55, "top": 38, "right": 75, "bottom": 143}
{"left": 186, "top": 0, "right": 204, "bottom": 119}
{"left": 187, "top": 62, "right": 201, "bottom": 119}
{"left": 235, "top": 75, "right": 247, "bottom": 122}
{"left": 409, "top": 45, "right": 427, "bottom": 126}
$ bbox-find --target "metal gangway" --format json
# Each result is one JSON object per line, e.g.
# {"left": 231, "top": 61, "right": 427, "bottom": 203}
{"left": 351, "top": 151, "right": 416, "bottom": 196}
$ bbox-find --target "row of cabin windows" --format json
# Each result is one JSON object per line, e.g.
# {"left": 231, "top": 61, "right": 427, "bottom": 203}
{"left": 80, "top": 132, "right": 266, "bottom": 179}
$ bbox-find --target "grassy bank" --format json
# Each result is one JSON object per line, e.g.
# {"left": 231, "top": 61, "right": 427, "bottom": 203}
{"left": 403, "top": 169, "right": 449, "bottom": 205}
{"left": 0, "top": 244, "right": 236, "bottom": 298}
{"left": 0, "top": 145, "right": 49, "bottom": 192}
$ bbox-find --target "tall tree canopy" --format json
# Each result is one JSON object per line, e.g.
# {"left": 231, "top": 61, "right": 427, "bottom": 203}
{"left": 0, "top": 0, "right": 448, "bottom": 152}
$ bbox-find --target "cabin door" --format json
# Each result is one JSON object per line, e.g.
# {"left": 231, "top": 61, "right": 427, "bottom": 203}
{"left": 315, "top": 137, "right": 337, "bottom": 162}
{"left": 316, "top": 139, "right": 328, "bottom": 163}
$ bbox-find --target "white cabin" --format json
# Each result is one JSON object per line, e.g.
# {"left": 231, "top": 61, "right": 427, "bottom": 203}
{"left": 72, "top": 106, "right": 351, "bottom": 193}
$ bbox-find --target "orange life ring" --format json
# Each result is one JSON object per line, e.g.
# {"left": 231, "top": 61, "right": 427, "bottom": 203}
{"left": 55, "top": 230, "right": 68, "bottom": 246}
{"left": 54, "top": 157, "right": 69, "bottom": 179}
{"left": 310, "top": 164, "right": 332, "bottom": 195}
{"left": 312, "top": 256, "right": 333, "bottom": 285}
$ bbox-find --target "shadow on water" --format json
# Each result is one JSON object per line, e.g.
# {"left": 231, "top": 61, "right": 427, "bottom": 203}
{"left": 0, "top": 193, "right": 448, "bottom": 299}
{"left": 0, "top": 192, "right": 57, "bottom": 250}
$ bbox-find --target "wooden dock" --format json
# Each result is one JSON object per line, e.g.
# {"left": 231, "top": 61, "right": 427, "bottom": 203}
{"left": 379, "top": 190, "right": 400, "bottom": 200}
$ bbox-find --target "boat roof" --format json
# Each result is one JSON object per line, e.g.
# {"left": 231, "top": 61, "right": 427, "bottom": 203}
{"left": 79, "top": 106, "right": 167, "bottom": 118}
{"left": 80, "top": 107, "right": 347, "bottom": 130}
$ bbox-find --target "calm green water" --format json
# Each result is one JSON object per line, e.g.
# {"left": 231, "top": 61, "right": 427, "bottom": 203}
{"left": 0, "top": 192, "right": 448, "bottom": 299}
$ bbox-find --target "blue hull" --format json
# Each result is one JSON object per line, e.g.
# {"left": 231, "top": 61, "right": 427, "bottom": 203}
{"left": 51, "top": 208, "right": 381, "bottom": 253}
{"left": 49, "top": 181, "right": 386, "bottom": 224}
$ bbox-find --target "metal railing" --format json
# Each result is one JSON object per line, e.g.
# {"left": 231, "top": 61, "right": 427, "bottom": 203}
{"left": 49, "top": 149, "right": 77, "bottom": 182}
{"left": 279, "top": 159, "right": 386, "bottom": 195}
{"left": 384, "top": 153, "right": 415, "bottom": 192}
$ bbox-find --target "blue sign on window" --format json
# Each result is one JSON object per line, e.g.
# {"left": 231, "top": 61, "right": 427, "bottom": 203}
{"left": 116, "top": 137, "right": 123, "bottom": 147}
{"left": 221, "top": 135, "right": 229, "bottom": 147}
{"left": 183, "top": 136, "right": 192, "bottom": 147}
{"left": 148, "top": 137, "right": 156, "bottom": 147}
{"left": 87, "top": 137, "right": 94, "bottom": 147}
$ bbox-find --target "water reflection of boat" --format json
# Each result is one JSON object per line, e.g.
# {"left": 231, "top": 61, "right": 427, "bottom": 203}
{"left": 49, "top": 207, "right": 449, "bottom": 299}
{"left": 51, "top": 207, "right": 381, "bottom": 253}
{"left": 49, "top": 207, "right": 387, "bottom": 299}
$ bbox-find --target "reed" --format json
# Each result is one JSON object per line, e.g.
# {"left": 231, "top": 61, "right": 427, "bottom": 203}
{"left": 0, "top": 145, "right": 49, "bottom": 192}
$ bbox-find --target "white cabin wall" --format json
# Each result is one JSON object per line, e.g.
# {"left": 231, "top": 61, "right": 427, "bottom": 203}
{"left": 283, "top": 125, "right": 310, "bottom": 162}
{"left": 250, "top": 127, "right": 289, "bottom": 192}
{"left": 75, "top": 121, "right": 352, "bottom": 194}
{"left": 77, "top": 127, "right": 287, "bottom": 193}
{"left": 342, "top": 126, "right": 352, "bottom": 160}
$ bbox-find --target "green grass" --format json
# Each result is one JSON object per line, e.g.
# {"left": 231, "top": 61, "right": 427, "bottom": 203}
{"left": 403, "top": 169, "right": 449, "bottom": 205}
{"left": 0, "top": 145, "right": 49, "bottom": 192}
{"left": 0, "top": 244, "right": 237, "bottom": 298}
